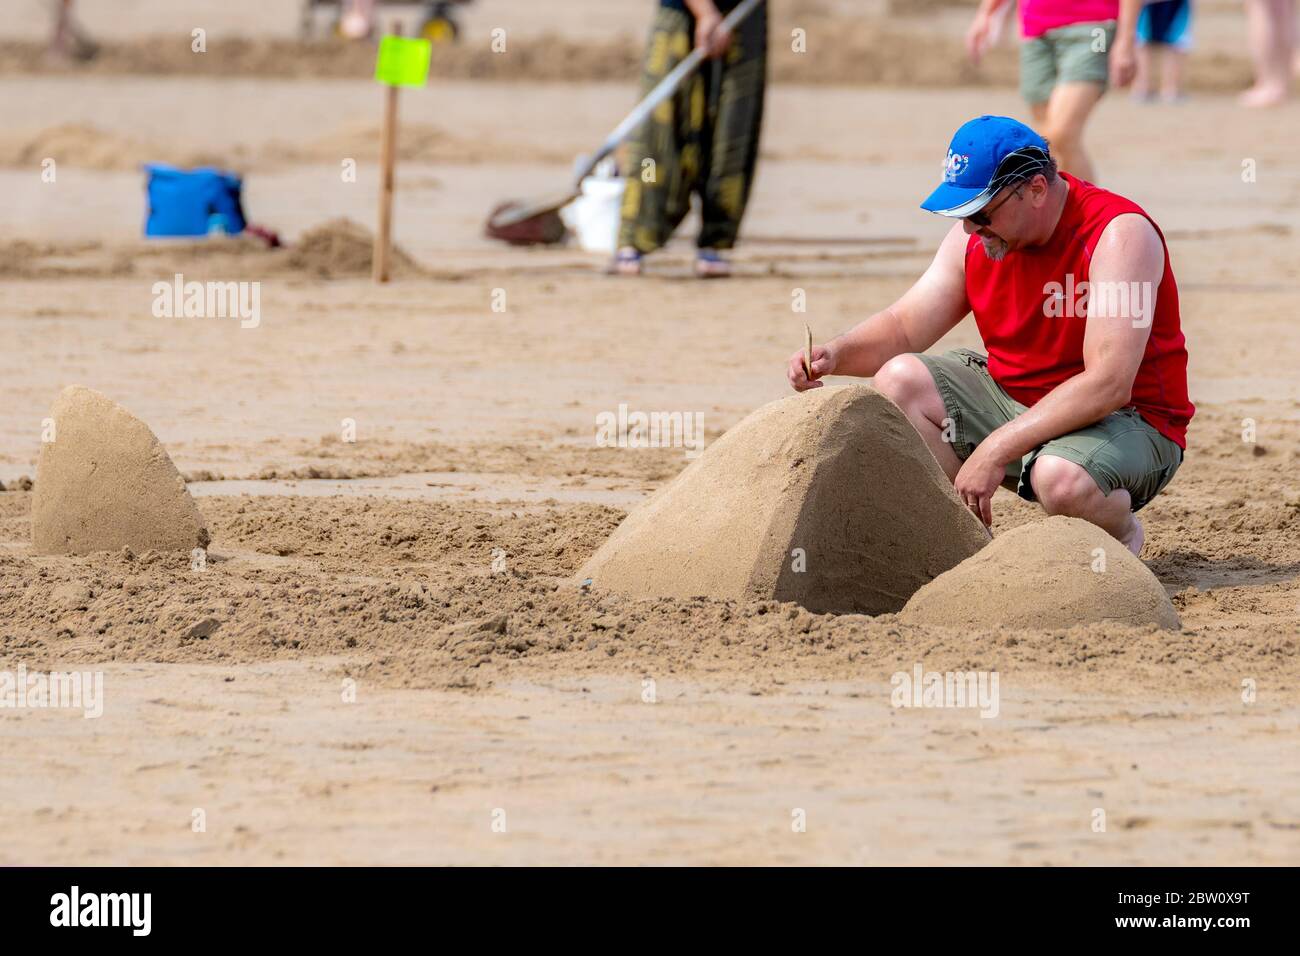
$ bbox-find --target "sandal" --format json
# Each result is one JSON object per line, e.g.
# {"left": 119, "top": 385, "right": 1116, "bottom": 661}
{"left": 695, "top": 249, "right": 731, "bottom": 279}
{"left": 607, "top": 247, "right": 644, "bottom": 276}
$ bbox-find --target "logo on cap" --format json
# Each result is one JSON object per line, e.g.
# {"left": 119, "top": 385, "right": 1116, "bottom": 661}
{"left": 943, "top": 149, "right": 970, "bottom": 184}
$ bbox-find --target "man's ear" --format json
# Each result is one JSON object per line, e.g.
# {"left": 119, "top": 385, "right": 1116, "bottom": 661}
{"left": 1030, "top": 173, "right": 1050, "bottom": 206}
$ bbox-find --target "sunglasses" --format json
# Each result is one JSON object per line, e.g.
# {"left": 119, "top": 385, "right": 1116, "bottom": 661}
{"left": 965, "top": 184, "right": 1024, "bottom": 228}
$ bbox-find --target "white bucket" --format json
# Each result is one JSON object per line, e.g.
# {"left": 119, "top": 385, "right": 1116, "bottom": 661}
{"left": 561, "top": 171, "right": 627, "bottom": 254}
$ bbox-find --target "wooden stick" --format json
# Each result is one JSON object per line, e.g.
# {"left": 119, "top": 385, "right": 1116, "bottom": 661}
{"left": 373, "top": 19, "right": 408, "bottom": 284}
{"left": 373, "top": 81, "right": 398, "bottom": 283}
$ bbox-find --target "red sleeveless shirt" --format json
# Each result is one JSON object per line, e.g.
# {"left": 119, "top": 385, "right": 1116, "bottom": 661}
{"left": 963, "top": 173, "right": 1194, "bottom": 448}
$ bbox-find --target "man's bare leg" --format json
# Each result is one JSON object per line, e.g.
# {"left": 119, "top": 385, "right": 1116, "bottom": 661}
{"left": 1041, "top": 81, "right": 1105, "bottom": 182}
{"left": 872, "top": 355, "right": 963, "bottom": 481}
{"left": 1029, "top": 454, "right": 1144, "bottom": 555}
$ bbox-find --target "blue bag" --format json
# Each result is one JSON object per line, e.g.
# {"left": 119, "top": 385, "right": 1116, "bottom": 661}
{"left": 144, "top": 164, "right": 247, "bottom": 237}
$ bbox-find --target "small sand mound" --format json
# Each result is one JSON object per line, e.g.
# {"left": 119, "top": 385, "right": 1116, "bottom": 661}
{"left": 272, "top": 122, "right": 572, "bottom": 166}
{"left": 32, "top": 386, "right": 209, "bottom": 555}
{"left": 285, "top": 218, "right": 422, "bottom": 278}
{"left": 576, "top": 385, "right": 989, "bottom": 614}
{"left": 0, "top": 123, "right": 143, "bottom": 171}
{"left": 0, "top": 122, "right": 227, "bottom": 172}
{"left": 900, "top": 516, "right": 1180, "bottom": 630}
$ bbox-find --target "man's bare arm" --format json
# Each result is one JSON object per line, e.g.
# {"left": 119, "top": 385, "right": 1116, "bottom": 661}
{"left": 969, "top": 214, "right": 1164, "bottom": 465}
{"left": 813, "top": 224, "right": 970, "bottom": 381}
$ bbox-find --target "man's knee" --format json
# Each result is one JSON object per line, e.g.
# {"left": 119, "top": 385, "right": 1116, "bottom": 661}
{"left": 1030, "top": 455, "right": 1103, "bottom": 515}
{"left": 874, "top": 354, "right": 935, "bottom": 410}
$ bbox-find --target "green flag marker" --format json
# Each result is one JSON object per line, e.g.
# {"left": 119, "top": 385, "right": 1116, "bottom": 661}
{"left": 374, "top": 35, "right": 431, "bottom": 87}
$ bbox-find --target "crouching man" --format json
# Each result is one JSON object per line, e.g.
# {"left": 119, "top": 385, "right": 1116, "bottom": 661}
{"left": 788, "top": 116, "right": 1193, "bottom": 555}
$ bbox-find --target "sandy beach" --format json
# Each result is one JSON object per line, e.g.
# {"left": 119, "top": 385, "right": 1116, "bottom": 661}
{"left": 0, "top": 0, "right": 1297, "bottom": 865}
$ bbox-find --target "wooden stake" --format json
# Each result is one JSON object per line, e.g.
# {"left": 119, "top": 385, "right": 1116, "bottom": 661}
{"left": 373, "top": 22, "right": 404, "bottom": 284}
{"left": 373, "top": 81, "right": 398, "bottom": 283}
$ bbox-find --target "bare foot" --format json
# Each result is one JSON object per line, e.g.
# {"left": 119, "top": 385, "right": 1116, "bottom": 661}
{"left": 1239, "top": 84, "right": 1288, "bottom": 108}
{"left": 46, "top": 26, "right": 98, "bottom": 63}
{"left": 1121, "top": 515, "right": 1145, "bottom": 557}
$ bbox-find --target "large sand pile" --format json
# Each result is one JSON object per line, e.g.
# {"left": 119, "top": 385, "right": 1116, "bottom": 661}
{"left": 576, "top": 385, "right": 989, "bottom": 614}
{"left": 32, "top": 386, "right": 209, "bottom": 555}
{"left": 900, "top": 516, "right": 1181, "bottom": 630}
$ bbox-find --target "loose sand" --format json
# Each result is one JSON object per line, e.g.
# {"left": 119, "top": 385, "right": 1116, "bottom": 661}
{"left": 0, "top": 221, "right": 421, "bottom": 282}
{"left": 0, "top": 0, "right": 1297, "bottom": 866}
{"left": 578, "top": 386, "right": 987, "bottom": 613}
{"left": 285, "top": 218, "right": 424, "bottom": 279}
{"left": 0, "top": 1, "right": 1257, "bottom": 91}
{"left": 0, "top": 121, "right": 573, "bottom": 174}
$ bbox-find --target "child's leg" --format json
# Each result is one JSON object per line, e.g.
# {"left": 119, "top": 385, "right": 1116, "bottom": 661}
{"left": 1134, "top": 43, "right": 1155, "bottom": 98}
{"left": 1161, "top": 47, "right": 1187, "bottom": 100}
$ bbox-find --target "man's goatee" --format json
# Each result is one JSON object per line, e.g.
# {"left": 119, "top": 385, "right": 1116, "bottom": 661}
{"left": 982, "top": 237, "right": 1008, "bottom": 261}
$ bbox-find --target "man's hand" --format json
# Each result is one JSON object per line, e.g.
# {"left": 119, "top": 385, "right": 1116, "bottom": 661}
{"left": 953, "top": 441, "right": 1007, "bottom": 527}
{"left": 694, "top": 7, "right": 733, "bottom": 59}
{"left": 788, "top": 343, "right": 836, "bottom": 391}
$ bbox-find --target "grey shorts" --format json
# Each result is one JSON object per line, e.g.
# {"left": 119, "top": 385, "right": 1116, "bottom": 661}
{"left": 1020, "top": 21, "right": 1116, "bottom": 104}
{"left": 916, "top": 348, "right": 1184, "bottom": 512}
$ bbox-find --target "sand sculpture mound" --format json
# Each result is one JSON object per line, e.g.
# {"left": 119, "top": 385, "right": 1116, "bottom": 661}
{"left": 576, "top": 385, "right": 989, "bottom": 614}
{"left": 900, "top": 515, "right": 1180, "bottom": 630}
{"left": 32, "top": 386, "right": 209, "bottom": 555}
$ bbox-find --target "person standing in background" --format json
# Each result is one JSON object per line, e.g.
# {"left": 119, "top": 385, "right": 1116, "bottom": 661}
{"left": 1241, "top": 0, "right": 1296, "bottom": 106}
{"left": 339, "top": 0, "right": 377, "bottom": 40}
{"left": 47, "top": 0, "right": 96, "bottom": 61}
{"left": 1133, "top": 0, "right": 1193, "bottom": 103}
{"left": 967, "top": 0, "right": 1141, "bottom": 182}
{"left": 613, "top": 0, "right": 768, "bottom": 278}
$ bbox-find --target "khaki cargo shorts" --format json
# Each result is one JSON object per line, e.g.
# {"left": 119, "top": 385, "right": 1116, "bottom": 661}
{"left": 916, "top": 348, "right": 1183, "bottom": 512}
{"left": 1020, "top": 21, "right": 1116, "bottom": 104}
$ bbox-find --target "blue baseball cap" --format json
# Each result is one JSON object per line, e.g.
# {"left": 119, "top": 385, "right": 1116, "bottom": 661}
{"left": 920, "top": 115, "right": 1052, "bottom": 218}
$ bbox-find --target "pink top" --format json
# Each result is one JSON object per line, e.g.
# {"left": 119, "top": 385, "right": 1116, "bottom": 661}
{"left": 1020, "top": 0, "right": 1119, "bottom": 39}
